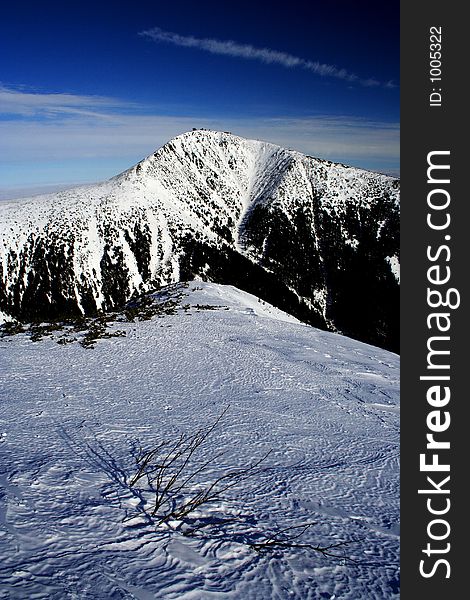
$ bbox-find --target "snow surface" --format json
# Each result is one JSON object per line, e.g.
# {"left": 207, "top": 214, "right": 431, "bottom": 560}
{"left": 0, "top": 311, "right": 12, "bottom": 326}
{"left": 385, "top": 256, "right": 400, "bottom": 284}
{"left": 0, "top": 282, "right": 399, "bottom": 599}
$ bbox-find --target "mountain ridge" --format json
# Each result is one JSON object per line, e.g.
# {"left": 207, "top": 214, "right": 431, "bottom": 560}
{"left": 0, "top": 130, "right": 399, "bottom": 350}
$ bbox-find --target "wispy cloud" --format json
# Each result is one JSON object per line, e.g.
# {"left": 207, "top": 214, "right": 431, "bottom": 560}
{"left": 139, "top": 27, "right": 395, "bottom": 89}
{"left": 0, "top": 84, "right": 131, "bottom": 119}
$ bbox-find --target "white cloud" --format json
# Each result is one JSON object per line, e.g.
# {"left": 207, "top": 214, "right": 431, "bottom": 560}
{"left": 0, "top": 84, "right": 130, "bottom": 118}
{"left": 139, "top": 27, "right": 394, "bottom": 89}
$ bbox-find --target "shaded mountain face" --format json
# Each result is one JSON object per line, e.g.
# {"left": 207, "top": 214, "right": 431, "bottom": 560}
{"left": 0, "top": 130, "right": 399, "bottom": 351}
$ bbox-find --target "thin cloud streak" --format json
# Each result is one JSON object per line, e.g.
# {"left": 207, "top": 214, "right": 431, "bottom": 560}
{"left": 139, "top": 27, "right": 394, "bottom": 89}
{"left": 0, "top": 85, "right": 132, "bottom": 118}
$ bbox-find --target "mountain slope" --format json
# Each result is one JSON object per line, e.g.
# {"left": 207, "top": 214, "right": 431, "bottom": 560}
{"left": 0, "top": 130, "right": 399, "bottom": 350}
{"left": 0, "top": 281, "right": 400, "bottom": 599}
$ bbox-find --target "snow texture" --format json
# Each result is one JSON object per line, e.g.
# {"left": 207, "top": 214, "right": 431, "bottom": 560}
{"left": 0, "top": 282, "right": 399, "bottom": 599}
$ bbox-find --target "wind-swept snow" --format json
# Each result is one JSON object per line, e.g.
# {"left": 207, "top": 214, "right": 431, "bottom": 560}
{"left": 0, "top": 282, "right": 399, "bottom": 599}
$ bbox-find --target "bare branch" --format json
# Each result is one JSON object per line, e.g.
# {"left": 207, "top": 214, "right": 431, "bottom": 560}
{"left": 125, "top": 408, "right": 363, "bottom": 564}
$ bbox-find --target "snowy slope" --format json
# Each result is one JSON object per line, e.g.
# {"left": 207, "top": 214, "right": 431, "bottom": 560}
{"left": 0, "top": 130, "right": 399, "bottom": 350}
{"left": 0, "top": 282, "right": 399, "bottom": 599}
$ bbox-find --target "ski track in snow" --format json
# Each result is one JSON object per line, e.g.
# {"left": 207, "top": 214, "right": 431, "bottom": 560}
{"left": 0, "top": 282, "right": 399, "bottom": 599}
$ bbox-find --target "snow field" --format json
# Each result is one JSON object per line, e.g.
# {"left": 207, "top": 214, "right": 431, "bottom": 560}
{"left": 0, "top": 282, "right": 399, "bottom": 598}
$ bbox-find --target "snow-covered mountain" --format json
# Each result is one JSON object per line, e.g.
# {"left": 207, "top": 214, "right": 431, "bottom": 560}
{"left": 0, "top": 282, "right": 399, "bottom": 599}
{"left": 0, "top": 130, "right": 399, "bottom": 350}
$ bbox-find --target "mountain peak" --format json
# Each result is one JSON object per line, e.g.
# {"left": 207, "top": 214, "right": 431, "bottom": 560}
{"left": 0, "top": 132, "right": 399, "bottom": 350}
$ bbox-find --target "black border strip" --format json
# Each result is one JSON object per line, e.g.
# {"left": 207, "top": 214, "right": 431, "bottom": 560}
{"left": 401, "top": 3, "right": 465, "bottom": 596}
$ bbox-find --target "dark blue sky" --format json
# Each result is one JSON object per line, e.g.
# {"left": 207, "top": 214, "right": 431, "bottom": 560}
{"left": 0, "top": 1, "right": 399, "bottom": 194}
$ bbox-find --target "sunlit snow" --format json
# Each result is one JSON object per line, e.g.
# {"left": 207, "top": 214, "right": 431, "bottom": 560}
{"left": 0, "top": 282, "right": 399, "bottom": 599}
